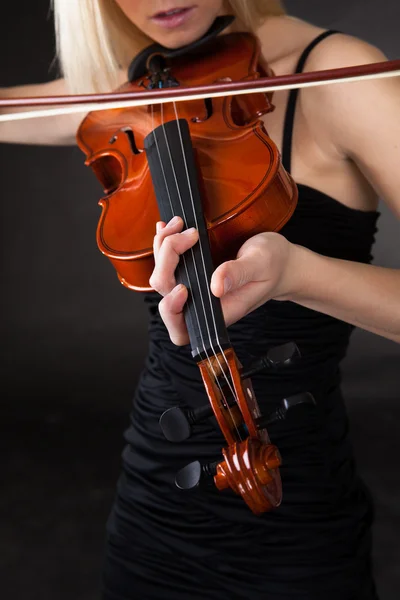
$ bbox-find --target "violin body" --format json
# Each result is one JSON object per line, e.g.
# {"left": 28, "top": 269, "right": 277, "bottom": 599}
{"left": 76, "top": 32, "right": 298, "bottom": 291}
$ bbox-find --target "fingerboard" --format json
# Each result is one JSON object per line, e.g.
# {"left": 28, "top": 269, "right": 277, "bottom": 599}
{"left": 144, "top": 118, "right": 230, "bottom": 361}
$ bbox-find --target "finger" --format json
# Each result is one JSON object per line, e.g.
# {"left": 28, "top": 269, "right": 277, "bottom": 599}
{"left": 150, "top": 227, "right": 198, "bottom": 296}
{"left": 158, "top": 284, "right": 190, "bottom": 346}
{"left": 153, "top": 221, "right": 165, "bottom": 260}
{"left": 153, "top": 216, "right": 182, "bottom": 260}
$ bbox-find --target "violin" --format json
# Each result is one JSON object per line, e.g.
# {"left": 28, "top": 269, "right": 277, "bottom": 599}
{"left": 2, "top": 16, "right": 398, "bottom": 514}
{"left": 74, "top": 16, "right": 317, "bottom": 515}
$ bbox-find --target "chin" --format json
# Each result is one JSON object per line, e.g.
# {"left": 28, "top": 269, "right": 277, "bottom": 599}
{"left": 153, "top": 33, "right": 201, "bottom": 49}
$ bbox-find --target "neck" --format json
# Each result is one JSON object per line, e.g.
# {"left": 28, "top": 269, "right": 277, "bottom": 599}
{"left": 144, "top": 118, "right": 231, "bottom": 361}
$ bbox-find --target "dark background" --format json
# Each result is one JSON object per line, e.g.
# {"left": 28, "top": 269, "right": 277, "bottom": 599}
{"left": 1, "top": 1, "right": 399, "bottom": 598}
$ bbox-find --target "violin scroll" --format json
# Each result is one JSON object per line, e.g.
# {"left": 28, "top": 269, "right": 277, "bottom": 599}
{"left": 176, "top": 438, "right": 282, "bottom": 515}
{"left": 167, "top": 342, "right": 315, "bottom": 514}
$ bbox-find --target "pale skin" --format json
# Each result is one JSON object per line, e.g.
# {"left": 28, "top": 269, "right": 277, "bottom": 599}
{"left": 1, "top": 2, "right": 400, "bottom": 345}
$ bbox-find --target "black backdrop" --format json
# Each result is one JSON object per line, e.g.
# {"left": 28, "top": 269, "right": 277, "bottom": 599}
{"left": 1, "top": 1, "right": 399, "bottom": 599}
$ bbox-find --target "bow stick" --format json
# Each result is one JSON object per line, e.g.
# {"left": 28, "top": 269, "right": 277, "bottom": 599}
{"left": 0, "top": 59, "right": 399, "bottom": 122}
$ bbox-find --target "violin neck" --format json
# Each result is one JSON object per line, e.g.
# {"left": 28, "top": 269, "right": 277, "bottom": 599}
{"left": 145, "top": 118, "right": 230, "bottom": 361}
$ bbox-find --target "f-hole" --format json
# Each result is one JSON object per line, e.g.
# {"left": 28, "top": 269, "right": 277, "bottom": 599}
{"left": 192, "top": 98, "right": 213, "bottom": 123}
{"left": 109, "top": 127, "right": 143, "bottom": 155}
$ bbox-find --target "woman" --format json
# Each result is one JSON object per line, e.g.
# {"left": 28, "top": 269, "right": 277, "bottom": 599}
{"left": 2, "top": 1, "right": 399, "bottom": 598}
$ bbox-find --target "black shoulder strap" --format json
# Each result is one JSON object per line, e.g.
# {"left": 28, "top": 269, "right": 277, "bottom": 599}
{"left": 281, "top": 30, "right": 340, "bottom": 173}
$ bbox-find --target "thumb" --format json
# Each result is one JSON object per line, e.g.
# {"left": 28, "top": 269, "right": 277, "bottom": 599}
{"left": 211, "top": 249, "right": 261, "bottom": 297}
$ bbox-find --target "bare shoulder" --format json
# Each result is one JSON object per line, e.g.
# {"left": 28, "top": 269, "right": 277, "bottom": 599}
{"left": 298, "top": 31, "right": 390, "bottom": 114}
{"left": 256, "top": 16, "right": 325, "bottom": 66}
{"left": 303, "top": 29, "right": 387, "bottom": 74}
{"left": 257, "top": 15, "right": 387, "bottom": 72}
{"left": 298, "top": 31, "right": 393, "bottom": 153}
{"left": 257, "top": 17, "right": 399, "bottom": 212}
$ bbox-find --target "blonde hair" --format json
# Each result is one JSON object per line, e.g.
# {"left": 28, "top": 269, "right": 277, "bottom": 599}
{"left": 52, "top": 0, "right": 285, "bottom": 94}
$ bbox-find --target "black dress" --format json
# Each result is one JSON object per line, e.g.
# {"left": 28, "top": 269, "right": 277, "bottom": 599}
{"left": 102, "top": 31, "right": 380, "bottom": 600}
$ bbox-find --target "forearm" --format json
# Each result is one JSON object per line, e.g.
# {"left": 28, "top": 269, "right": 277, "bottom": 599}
{"left": 0, "top": 81, "right": 80, "bottom": 146}
{"left": 288, "top": 245, "right": 400, "bottom": 343}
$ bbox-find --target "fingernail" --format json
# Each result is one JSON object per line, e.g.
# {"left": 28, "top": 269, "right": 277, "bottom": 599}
{"left": 182, "top": 227, "right": 196, "bottom": 236}
{"left": 167, "top": 216, "right": 180, "bottom": 228}
{"left": 156, "top": 221, "right": 163, "bottom": 233}
{"left": 223, "top": 277, "right": 232, "bottom": 293}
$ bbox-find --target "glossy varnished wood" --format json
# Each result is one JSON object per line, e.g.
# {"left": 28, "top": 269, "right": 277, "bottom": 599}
{"left": 76, "top": 32, "right": 297, "bottom": 291}
{"left": 198, "top": 348, "right": 282, "bottom": 511}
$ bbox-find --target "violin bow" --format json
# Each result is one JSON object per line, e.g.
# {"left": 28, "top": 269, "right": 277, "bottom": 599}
{"left": 0, "top": 59, "right": 399, "bottom": 122}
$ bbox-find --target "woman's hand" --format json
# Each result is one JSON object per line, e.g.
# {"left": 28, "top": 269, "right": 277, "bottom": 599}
{"left": 149, "top": 216, "right": 301, "bottom": 346}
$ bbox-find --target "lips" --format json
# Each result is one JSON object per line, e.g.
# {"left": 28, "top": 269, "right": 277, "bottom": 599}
{"left": 150, "top": 5, "right": 196, "bottom": 29}
{"left": 153, "top": 7, "right": 189, "bottom": 18}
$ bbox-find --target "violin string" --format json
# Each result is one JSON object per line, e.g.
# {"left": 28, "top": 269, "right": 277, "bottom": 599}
{"left": 152, "top": 104, "right": 211, "bottom": 365}
{"left": 153, "top": 105, "right": 234, "bottom": 410}
{"left": 155, "top": 103, "right": 219, "bottom": 371}
{"left": 166, "top": 101, "right": 243, "bottom": 434}
{"left": 170, "top": 102, "right": 238, "bottom": 391}
{"left": 152, "top": 101, "right": 242, "bottom": 440}
{"left": 163, "top": 101, "right": 236, "bottom": 400}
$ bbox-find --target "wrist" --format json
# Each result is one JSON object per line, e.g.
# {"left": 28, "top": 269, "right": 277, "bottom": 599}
{"left": 279, "top": 243, "right": 317, "bottom": 302}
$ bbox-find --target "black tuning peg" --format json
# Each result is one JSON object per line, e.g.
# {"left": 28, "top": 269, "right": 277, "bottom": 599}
{"left": 241, "top": 341, "right": 300, "bottom": 380}
{"left": 160, "top": 341, "right": 304, "bottom": 442}
{"left": 255, "top": 392, "right": 316, "bottom": 429}
{"left": 160, "top": 394, "right": 241, "bottom": 442}
{"left": 160, "top": 403, "right": 215, "bottom": 442}
{"left": 175, "top": 460, "right": 218, "bottom": 491}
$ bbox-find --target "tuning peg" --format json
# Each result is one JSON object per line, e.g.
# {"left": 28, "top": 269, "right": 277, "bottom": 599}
{"left": 175, "top": 460, "right": 218, "bottom": 490}
{"left": 159, "top": 403, "right": 215, "bottom": 442}
{"left": 255, "top": 391, "right": 316, "bottom": 429}
{"left": 241, "top": 341, "right": 300, "bottom": 379}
